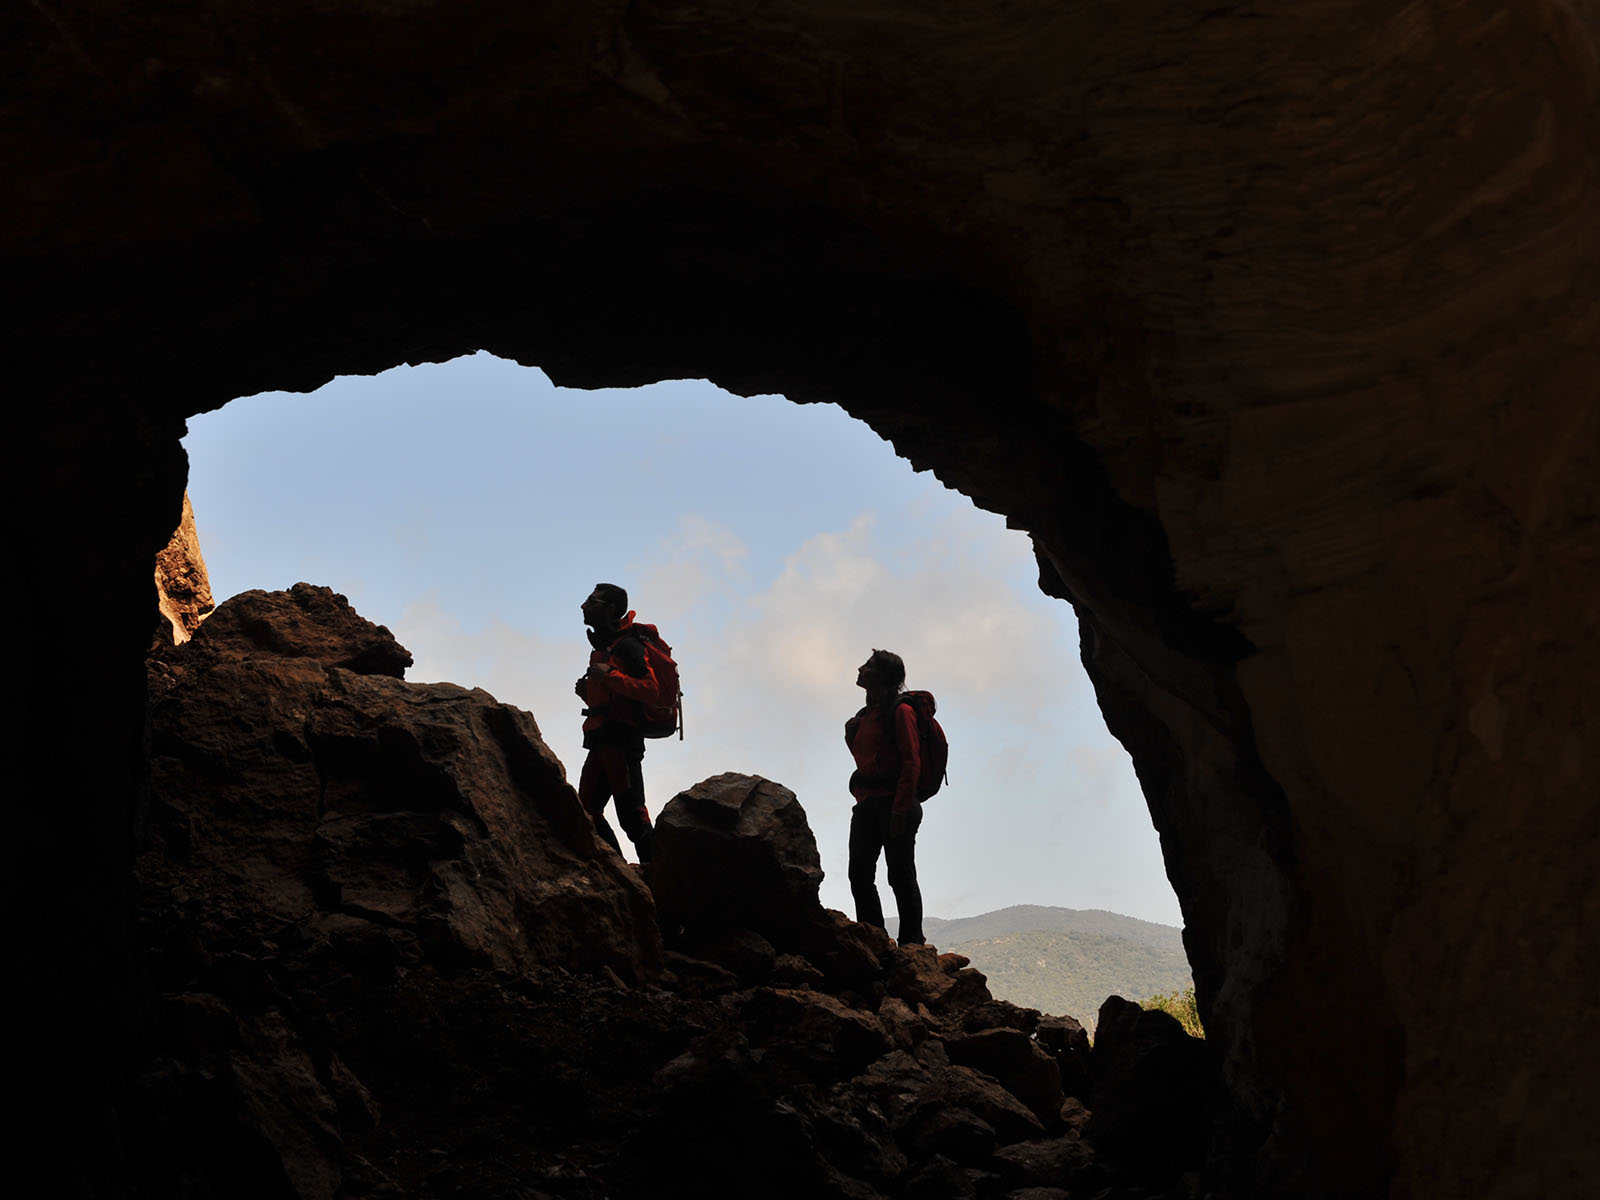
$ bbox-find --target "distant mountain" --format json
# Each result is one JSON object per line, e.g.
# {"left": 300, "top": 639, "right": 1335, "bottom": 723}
{"left": 892, "top": 905, "right": 1192, "bottom": 1028}
{"left": 913, "top": 905, "right": 1185, "bottom": 952}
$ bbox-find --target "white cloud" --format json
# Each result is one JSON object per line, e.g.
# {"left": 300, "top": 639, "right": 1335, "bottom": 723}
{"left": 637, "top": 515, "right": 749, "bottom": 620}
{"left": 706, "top": 507, "right": 1081, "bottom": 720}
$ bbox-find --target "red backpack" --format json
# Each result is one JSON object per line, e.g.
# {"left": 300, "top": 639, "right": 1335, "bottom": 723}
{"left": 630, "top": 623, "right": 683, "bottom": 740}
{"left": 897, "top": 691, "right": 948, "bottom": 800}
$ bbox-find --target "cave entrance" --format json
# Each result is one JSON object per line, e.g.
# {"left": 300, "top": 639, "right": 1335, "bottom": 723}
{"left": 183, "top": 351, "right": 1183, "bottom": 990}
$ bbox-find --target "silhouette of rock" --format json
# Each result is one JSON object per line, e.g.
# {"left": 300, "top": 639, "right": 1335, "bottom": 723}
{"left": 991, "top": 1132, "right": 1102, "bottom": 1194}
{"left": 155, "top": 582, "right": 412, "bottom": 681}
{"left": 1035, "top": 1013, "right": 1094, "bottom": 1103}
{"left": 845, "top": 1048, "right": 1047, "bottom": 1153}
{"left": 944, "top": 1027, "right": 1065, "bottom": 1128}
{"left": 673, "top": 926, "right": 778, "bottom": 986}
{"left": 138, "top": 585, "right": 668, "bottom": 1193}
{"left": 805, "top": 905, "right": 898, "bottom": 988}
{"left": 1087, "top": 995, "right": 1219, "bottom": 1187}
{"left": 888, "top": 943, "right": 992, "bottom": 1014}
{"left": 651, "top": 772, "right": 826, "bottom": 947}
{"left": 742, "top": 985, "right": 893, "bottom": 1082}
{"left": 143, "top": 583, "right": 658, "bottom": 980}
{"left": 140, "top": 584, "right": 1235, "bottom": 1198}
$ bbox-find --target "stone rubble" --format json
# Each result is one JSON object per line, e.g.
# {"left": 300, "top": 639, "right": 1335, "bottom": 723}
{"left": 138, "top": 586, "right": 1215, "bottom": 1199}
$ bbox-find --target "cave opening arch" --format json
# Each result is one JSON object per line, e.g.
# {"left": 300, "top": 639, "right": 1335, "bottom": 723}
{"left": 11, "top": 139, "right": 1332, "bottom": 1189}
{"left": 180, "top": 352, "right": 1188, "bottom": 957}
{"left": 18, "top": 169, "right": 1348, "bottom": 1200}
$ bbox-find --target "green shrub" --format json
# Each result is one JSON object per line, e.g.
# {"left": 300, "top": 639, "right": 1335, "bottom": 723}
{"left": 1141, "top": 985, "right": 1204, "bottom": 1038}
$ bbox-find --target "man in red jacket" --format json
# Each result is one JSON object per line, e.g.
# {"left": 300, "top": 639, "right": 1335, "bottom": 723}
{"left": 575, "top": 582, "right": 658, "bottom": 864}
{"left": 845, "top": 648, "right": 925, "bottom": 945}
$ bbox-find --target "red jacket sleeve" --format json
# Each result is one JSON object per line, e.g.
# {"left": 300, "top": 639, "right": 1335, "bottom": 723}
{"left": 582, "top": 638, "right": 659, "bottom": 714}
{"left": 599, "top": 662, "right": 659, "bottom": 705}
{"left": 891, "top": 701, "right": 921, "bottom": 815}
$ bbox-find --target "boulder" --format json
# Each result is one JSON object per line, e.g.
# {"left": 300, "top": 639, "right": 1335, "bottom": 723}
{"left": 901, "top": 1155, "right": 984, "bottom": 1200}
{"left": 847, "top": 1051, "right": 1046, "bottom": 1150}
{"left": 957, "top": 999, "right": 1040, "bottom": 1036}
{"left": 156, "top": 582, "right": 413, "bottom": 681}
{"left": 936, "top": 1064, "right": 1048, "bottom": 1147}
{"left": 1035, "top": 1014, "right": 1094, "bottom": 1102}
{"left": 991, "top": 1132, "right": 1101, "bottom": 1192}
{"left": 802, "top": 907, "right": 896, "bottom": 988}
{"left": 660, "top": 950, "right": 743, "bottom": 998}
{"left": 677, "top": 927, "right": 779, "bottom": 986}
{"left": 771, "top": 952, "right": 826, "bottom": 990}
{"left": 903, "top": 1107, "right": 996, "bottom": 1165}
{"left": 741, "top": 987, "right": 893, "bottom": 1083}
{"left": 877, "top": 995, "right": 929, "bottom": 1054}
{"left": 887, "top": 943, "right": 991, "bottom": 1016}
{"left": 1087, "top": 996, "right": 1219, "bottom": 1186}
{"left": 943, "top": 1027, "right": 1064, "bottom": 1128}
{"left": 651, "top": 773, "right": 826, "bottom": 947}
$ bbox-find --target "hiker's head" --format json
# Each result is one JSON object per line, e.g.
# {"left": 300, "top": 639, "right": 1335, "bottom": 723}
{"left": 856, "top": 649, "right": 906, "bottom": 695}
{"left": 582, "top": 583, "right": 629, "bottom": 628}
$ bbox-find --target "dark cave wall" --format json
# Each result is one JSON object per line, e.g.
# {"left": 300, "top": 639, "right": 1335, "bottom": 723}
{"left": 9, "top": 3, "right": 1599, "bottom": 1197}
{"left": 14, "top": 399, "right": 191, "bottom": 1194}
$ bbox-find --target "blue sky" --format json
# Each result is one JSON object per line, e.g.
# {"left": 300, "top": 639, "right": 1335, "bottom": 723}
{"left": 182, "top": 351, "right": 1183, "bottom": 927}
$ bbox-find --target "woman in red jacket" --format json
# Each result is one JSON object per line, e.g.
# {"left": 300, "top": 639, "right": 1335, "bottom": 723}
{"left": 845, "top": 649, "right": 925, "bottom": 945}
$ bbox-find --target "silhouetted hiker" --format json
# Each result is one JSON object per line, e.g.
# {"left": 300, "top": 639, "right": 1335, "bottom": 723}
{"left": 575, "top": 582, "right": 665, "bottom": 865}
{"left": 845, "top": 648, "right": 926, "bottom": 945}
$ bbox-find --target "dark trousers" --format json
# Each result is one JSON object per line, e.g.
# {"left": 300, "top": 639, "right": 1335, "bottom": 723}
{"left": 848, "top": 796, "right": 924, "bottom": 944}
{"left": 578, "top": 743, "right": 653, "bottom": 863}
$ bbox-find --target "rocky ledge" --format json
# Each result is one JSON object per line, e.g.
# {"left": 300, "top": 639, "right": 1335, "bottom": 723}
{"left": 137, "top": 586, "right": 1214, "bottom": 1199}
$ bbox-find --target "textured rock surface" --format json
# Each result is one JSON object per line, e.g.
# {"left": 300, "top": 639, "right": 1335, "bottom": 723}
{"left": 153, "top": 492, "right": 213, "bottom": 645}
{"left": 9, "top": 3, "right": 1599, "bottom": 1196}
{"left": 652, "top": 772, "right": 826, "bottom": 947}
{"left": 143, "top": 583, "right": 661, "bottom": 981}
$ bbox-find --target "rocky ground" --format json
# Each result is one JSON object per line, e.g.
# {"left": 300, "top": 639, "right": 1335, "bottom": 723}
{"left": 134, "top": 585, "right": 1216, "bottom": 1199}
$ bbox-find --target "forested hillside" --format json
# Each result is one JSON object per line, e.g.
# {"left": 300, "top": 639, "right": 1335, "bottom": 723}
{"left": 898, "top": 906, "right": 1192, "bottom": 1028}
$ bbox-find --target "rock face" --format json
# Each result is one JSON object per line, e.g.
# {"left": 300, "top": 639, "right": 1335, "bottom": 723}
{"left": 9, "top": 4, "right": 1600, "bottom": 1197}
{"left": 143, "top": 583, "right": 661, "bottom": 982}
{"left": 135, "top": 585, "right": 1210, "bottom": 1197}
{"left": 153, "top": 492, "right": 213, "bottom": 645}
{"left": 134, "top": 584, "right": 668, "bottom": 1195}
